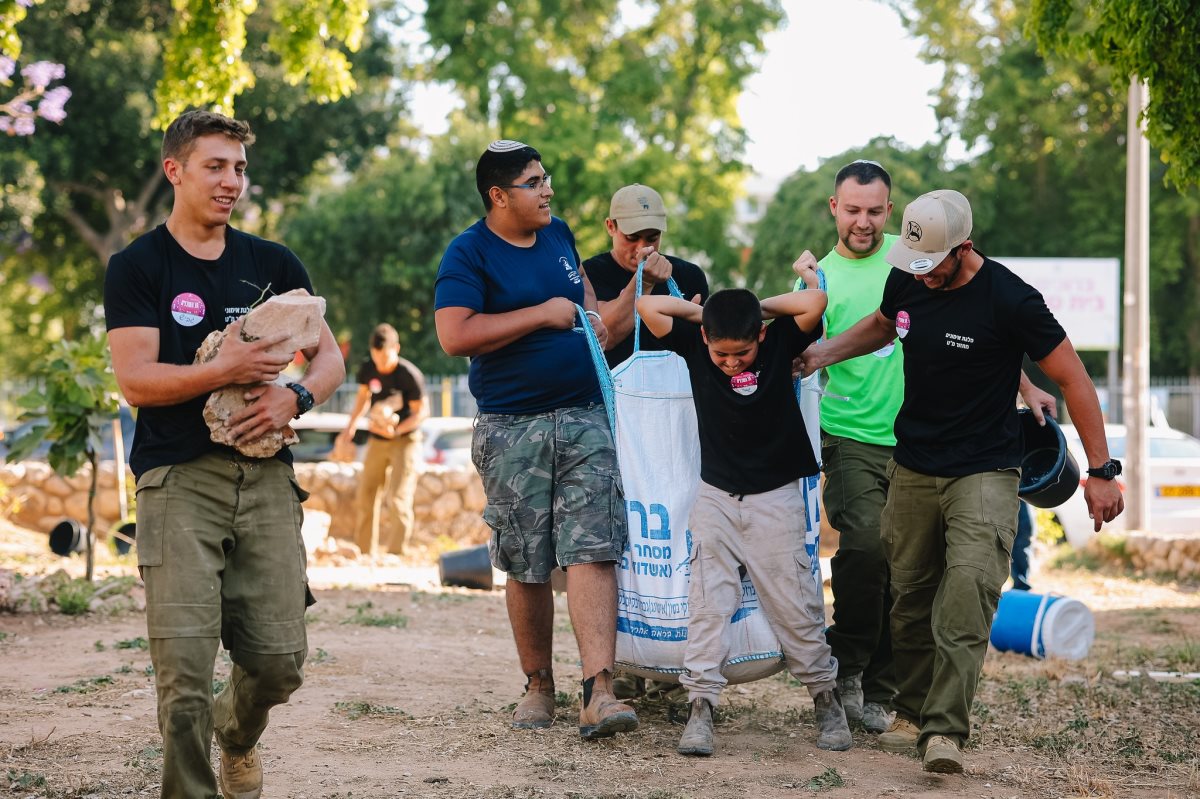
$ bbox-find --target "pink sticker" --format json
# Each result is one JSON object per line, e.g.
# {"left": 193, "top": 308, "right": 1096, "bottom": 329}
{"left": 730, "top": 371, "right": 758, "bottom": 396}
{"left": 171, "top": 292, "right": 206, "bottom": 327}
{"left": 896, "top": 310, "right": 911, "bottom": 339}
{"left": 369, "top": 378, "right": 383, "bottom": 394}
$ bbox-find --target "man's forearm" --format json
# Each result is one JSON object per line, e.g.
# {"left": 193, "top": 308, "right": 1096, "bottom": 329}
{"left": 813, "top": 311, "right": 894, "bottom": 369}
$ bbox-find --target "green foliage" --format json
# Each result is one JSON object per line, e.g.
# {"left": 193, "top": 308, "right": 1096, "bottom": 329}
{"left": 53, "top": 675, "right": 114, "bottom": 693}
{"left": 335, "top": 699, "right": 408, "bottom": 720}
{"left": 5, "top": 337, "right": 118, "bottom": 476}
{"left": 4, "top": 770, "right": 47, "bottom": 790}
{"left": 116, "top": 636, "right": 149, "bottom": 650}
{"left": 280, "top": 135, "right": 483, "bottom": 372}
{"left": 805, "top": 767, "right": 845, "bottom": 791}
{"left": 54, "top": 577, "right": 95, "bottom": 615}
{"left": 1028, "top": 0, "right": 1200, "bottom": 188}
{"left": 0, "top": 0, "right": 37, "bottom": 61}
{"left": 425, "top": 0, "right": 784, "bottom": 283}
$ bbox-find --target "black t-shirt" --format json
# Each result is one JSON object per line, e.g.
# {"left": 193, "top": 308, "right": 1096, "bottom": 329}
{"left": 662, "top": 316, "right": 820, "bottom": 494}
{"left": 879, "top": 256, "right": 1066, "bottom": 476}
{"left": 583, "top": 251, "right": 710, "bottom": 368}
{"left": 104, "top": 224, "right": 314, "bottom": 478}
{"left": 355, "top": 357, "right": 425, "bottom": 439}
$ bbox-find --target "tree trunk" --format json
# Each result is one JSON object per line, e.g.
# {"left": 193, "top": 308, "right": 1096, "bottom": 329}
{"left": 85, "top": 450, "right": 97, "bottom": 583}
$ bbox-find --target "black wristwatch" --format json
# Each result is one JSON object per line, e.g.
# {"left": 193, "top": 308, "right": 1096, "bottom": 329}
{"left": 1086, "top": 459, "right": 1122, "bottom": 480}
{"left": 285, "top": 382, "right": 314, "bottom": 418}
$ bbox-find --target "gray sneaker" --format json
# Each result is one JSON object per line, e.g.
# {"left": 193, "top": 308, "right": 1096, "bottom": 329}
{"left": 861, "top": 701, "right": 893, "bottom": 734}
{"left": 835, "top": 673, "right": 864, "bottom": 723}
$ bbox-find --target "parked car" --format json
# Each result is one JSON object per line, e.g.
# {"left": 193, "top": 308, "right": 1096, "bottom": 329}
{"left": 0, "top": 406, "right": 136, "bottom": 463}
{"left": 1052, "top": 423, "right": 1200, "bottom": 547}
{"left": 289, "top": 412, "right": 369, "bottom": 463}
{"left": 420, "top": 416, "right": 475, "bottom": 468}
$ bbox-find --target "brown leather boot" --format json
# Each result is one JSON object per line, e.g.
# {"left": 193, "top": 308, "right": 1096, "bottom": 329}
{"left": 512, "top": 668, "right": 556, "bottom": 729}
{"left": 578, "top": 670, "right": 639, "bottom": 740}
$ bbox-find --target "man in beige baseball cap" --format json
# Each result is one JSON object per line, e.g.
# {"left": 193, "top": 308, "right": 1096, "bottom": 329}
{"left": 884, "top": 189, "right": 974, "bottom": 278}
{"left": 582, "top": 184, "right": 709, "bottom": 368}
{"left": 798, "top": 187, "right": 1123, "bottom": 774}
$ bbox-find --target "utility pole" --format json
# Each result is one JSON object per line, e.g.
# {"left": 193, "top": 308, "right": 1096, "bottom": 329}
{"left": 1121, "top": 78, "right": 1150, "bottom": 532}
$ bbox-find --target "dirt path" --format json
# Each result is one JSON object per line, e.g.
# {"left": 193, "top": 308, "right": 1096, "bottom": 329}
{"left": 2, "top": 527, "right": 1199, "bottom": 798}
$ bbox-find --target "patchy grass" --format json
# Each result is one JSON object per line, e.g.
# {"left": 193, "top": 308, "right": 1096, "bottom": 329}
{"left": 805, "top": 767, "right": 845, "bottom": 790}
{"left": 115, "top": 635, "right": 149, "bottom": 650}
{"left": 52, "top": 675, "right": 115, "bottom": 694}
{"left": 334, "top": 700, "right": 410, "bottom": 721}
{"left": 5, "top": 770, "right": 47, "bottom": 790}
{"left": 342, "top": 600, "right": 408, "bottom": 628}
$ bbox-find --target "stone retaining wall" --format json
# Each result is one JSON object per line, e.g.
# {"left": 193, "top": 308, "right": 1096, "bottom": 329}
{"left": 1122, "top": 532, "right": 1200, "bottom": 579}
{"left": 0, "top": 461, "right": 488, "bottom": 550}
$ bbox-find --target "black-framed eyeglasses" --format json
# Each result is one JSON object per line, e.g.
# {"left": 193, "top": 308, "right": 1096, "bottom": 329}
{"left": 496, "top": 174, "right": 552, "bottom": 191}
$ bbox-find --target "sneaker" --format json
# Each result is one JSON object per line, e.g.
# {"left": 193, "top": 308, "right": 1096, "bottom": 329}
{"left": 578, "top": 670, "right": 639, "bottom": 740}
{"left": 922, "top": 734, "right": 964, "bottom": 773}
{"left": 812, "top": 688, "right": 853, "bottom": 751}
{"left": 676, "top": 699, "right": 714, "bottom": 756}
{"left": 835, "top": 673, "right": 864, "bottom": 722}
{"left": 512, "top": 668, "right": 556, "bottom": 729}
{"left": 877, "top": 716, "right": 920, "bottom": 753}
{"left": 218, "top": 745, "right": 263, "bottom": 799}
{"left": 861, "top": 701, "right": 893, "bottom": 734}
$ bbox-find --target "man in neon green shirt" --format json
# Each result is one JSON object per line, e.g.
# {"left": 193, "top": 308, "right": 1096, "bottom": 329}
{"left": 794, "top": 160, "right": 901, "bottom": 734}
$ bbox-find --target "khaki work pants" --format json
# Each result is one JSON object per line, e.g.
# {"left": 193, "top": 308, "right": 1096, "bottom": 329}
{"left": 354, "top": 433, "right": 420, "bottom": 557}
{"left": 680, "top": 480, "right": 837, "bottom": 705}
{"left": 881, "top": 461, "right": 1018, "bottom": 748}
{"left": 135, "top": 452, "right": 310, "bottom": 799}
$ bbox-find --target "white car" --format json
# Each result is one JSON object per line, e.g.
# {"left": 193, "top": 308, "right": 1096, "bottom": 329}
{"left": 1053, "top": 423, "right": 1200, "bottom": 547}
{"left": 290, "top": 411, "right": 369, "bottom": 462}
{"left": 420, "top": 416, "right": 474, "bottom": 468}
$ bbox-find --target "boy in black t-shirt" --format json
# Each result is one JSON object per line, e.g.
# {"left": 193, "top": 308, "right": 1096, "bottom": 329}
{"left": 638, "top": 263, "right": 852, "bottom": 757}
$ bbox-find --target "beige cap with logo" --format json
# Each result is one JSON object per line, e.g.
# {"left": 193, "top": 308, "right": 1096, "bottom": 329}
{"left": 886, "top": 189, "right": 973, "bottom": 274}
{"left": 609, "top": 184, "right": 668, "bottom": 233}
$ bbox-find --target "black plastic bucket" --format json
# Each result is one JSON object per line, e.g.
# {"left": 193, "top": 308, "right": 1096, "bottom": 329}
{"left": 49, "top": 519, "right": 91, "bottom": 556}
{"left": 1017, "top": 409, "right": 1081, "bottom": 508}
{"left": 112, "top": 521, "right": 136, "bottom": 556}
{"left": 439, "top": 544, "right": 494, "bottom": 590}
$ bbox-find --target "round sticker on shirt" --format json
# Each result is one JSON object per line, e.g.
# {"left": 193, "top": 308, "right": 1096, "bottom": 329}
{"left": 872, "top": 342, "right": 896, "bottom": 358}
{"left": 171, "top": 292, "right": 206, "bottom": 327}
{"left": 730, "top": 371, "right": 758, "bottom": 396}
{"left": 895, "top": 310, "right": 911, "bottom": 340}
{"left": 369, "top": 378, "right": 383, "bottom": 394}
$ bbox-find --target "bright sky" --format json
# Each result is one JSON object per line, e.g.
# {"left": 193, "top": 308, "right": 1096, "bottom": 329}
{"left": 406, "top": 0, "right": 944, "bottom": 184}
{"left": 739, "top": 0, "right": 944, "bottom": 181}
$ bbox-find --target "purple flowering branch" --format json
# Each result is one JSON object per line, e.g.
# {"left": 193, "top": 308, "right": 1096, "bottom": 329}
{"left": 1, "top": 56, "right": 71, "bottom": 136}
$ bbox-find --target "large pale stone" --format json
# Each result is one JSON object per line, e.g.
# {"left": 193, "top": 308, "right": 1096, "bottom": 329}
{"left": 197, "top": 289, "right": 326, "bottom": 458}
{"left": 462, "top": 479, "right": 486, "bottom": 513}
{"left": 63, "top": 493, "right": 88, "bottom": 520}
{"left": 43, "top": 475, "right": 72, "bottom": 498}
{"left": 428, "top": 491, "right": 462, "bottom": 522}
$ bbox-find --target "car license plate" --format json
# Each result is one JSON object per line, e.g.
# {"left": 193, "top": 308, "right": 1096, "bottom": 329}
{"left": 1157, "top": 485, "right": 1200, "bottom": 497}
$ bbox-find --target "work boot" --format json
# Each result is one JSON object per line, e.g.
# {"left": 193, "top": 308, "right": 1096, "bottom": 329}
{"left": 512, "top": 668, "right": 556, "bottom": 729}
{"left": 218, "top": 745, "right": 262, "bottom": 799}
{"left": 922, "top": 734, "right": 964, "bottom": 773}
{"left": 861, "top": 701, "right": 893, "bottom": 734}
{"left": 812, "top": 688, "right": 853, "bottom": 751}
{"left": 835, "top": 673, "right": 864, "bottom": 722}
{"left": 878, "top": 716, "right": 920, "bottom": 752}
{"left": 578, "top": 670, "right": 639, "bottom": 740}
{"left": 677, "top": 699, "right": 714, "bottom": 756}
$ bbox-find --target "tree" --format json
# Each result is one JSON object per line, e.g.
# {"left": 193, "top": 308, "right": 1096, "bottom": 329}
{"left": 1028, "top": 0, "right": 1200, "bottom": 189}
{"left": 279, "top": 129, "right": 486, "bottom": 373}
{"left": 0, "top": 0, "right": 404, "bottom": 379}
{"left": 423, "top": 0, "right": 784, "bottom": 284}
{"left": 5, "top": 338, "right": 120, "bottom": 581}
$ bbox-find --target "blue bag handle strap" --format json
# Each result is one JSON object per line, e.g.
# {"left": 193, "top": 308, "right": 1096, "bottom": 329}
{"left": 632, "top": 259, "right": 684, "bottom": 353}
{"left": 574, "top": 304, "right": 617, "bottom": 441}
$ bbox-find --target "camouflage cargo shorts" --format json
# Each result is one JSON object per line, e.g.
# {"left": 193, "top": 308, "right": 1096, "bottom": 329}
{"left": 471, "top": 404, "right": 627, "bottom": 583}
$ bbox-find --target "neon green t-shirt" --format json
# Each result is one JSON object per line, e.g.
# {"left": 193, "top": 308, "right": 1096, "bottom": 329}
{"left": 794, "top": 233, "right": 903, "bottom": 446}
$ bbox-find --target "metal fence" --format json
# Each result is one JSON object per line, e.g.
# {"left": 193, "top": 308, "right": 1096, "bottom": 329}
{"left": 319, "top": 374, "right": 477, "bottom": 418}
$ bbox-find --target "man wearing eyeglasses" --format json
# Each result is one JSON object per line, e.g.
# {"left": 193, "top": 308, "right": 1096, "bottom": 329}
{"left": 435, "top": 140, "right": 638, "bottom": 742}
{"left": 583, "top": 184, "right": 709, "bottom": 369}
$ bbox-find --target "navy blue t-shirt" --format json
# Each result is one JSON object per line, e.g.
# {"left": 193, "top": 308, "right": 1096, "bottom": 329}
{"left": 435, "top": 217, "right": 602, "bottom": 414}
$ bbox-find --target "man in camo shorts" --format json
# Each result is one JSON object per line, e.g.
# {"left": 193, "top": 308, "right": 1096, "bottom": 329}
{"left": 434, "top": 140, "right": 638, "bottom": 740}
